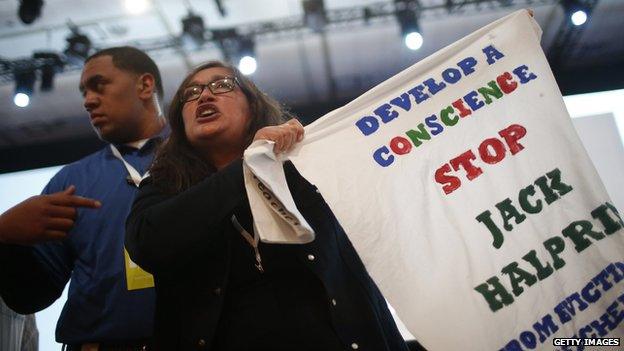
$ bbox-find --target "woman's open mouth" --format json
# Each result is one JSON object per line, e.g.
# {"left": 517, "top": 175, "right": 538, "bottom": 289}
{"left": 196, "top": 104, "right": 219, "bottom": 119}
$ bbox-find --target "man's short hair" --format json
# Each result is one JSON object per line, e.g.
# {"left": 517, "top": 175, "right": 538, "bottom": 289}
{"left": 86, "top": 46, "right": 164, "bottom": 99}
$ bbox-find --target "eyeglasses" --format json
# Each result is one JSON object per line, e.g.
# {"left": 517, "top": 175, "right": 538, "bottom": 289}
{"left": 180, "top": 77, "right": 238, "bottom": 103}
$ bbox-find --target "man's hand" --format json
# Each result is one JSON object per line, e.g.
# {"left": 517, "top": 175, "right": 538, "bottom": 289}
{"left": 253, "top": 118, "right": 305, "bottom": 154}
{"left": 0, "top": 186, "right": 101, "bottom": 245}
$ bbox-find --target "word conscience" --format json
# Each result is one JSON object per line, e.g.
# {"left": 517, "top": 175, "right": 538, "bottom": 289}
{"left": 353, "top": 44, "right": 539, "bottom": 171}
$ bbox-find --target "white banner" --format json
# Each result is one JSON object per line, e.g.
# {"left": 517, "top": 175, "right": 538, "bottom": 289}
{"left": 244, "top": 10, "right": 624, "bottom": 350}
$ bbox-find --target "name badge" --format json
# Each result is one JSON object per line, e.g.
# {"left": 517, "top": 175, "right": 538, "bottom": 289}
{"left": 124, "top": 249, "right": 155, "bottom": 290}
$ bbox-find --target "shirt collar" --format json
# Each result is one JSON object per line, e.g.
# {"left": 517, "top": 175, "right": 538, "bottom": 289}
{"left": 125, "top": 139, "right": 150, "bottom": 150}
{"left": 114, "top": 125, "right": 170, "bottom": 152}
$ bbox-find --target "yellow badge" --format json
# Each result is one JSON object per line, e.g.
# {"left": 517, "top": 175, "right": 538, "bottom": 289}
{"left": 124, "top": 249, "right": 154, "bottom": 290}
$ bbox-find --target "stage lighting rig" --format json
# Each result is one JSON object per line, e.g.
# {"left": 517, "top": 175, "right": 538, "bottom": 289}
{"left": 562, "top": 0, "right": 592, "bottom": 26}
{"left": 13, "top": 68, "right": 36, "bottom": 107}
{"left": 302, "top": 0, "right": 326, "bottom": 32}
{"left": 236, "top": 36, "right": 256, "bottom": 75}
{"left": 211, "top": 28, "right": 237, "bottom": 61}
{"left": 18, "top": 0, "right": 44, "bottom": 25}
{"left": 211, "top": 29, "right": 257, "bottom": 74}
{"left": 33, "top": 52, "right": 64, "bottom": 91}
{"left": 214, "top": 0, "right": 226, "bottom": 17}
{"left": 395, "top": 0, "right": 423, "bottom": 50}
{"left": 182, "top": 11, "right": 206, "bottom": 48}
{"left": 64, "top": 26, "right": 92, "bottom": 63}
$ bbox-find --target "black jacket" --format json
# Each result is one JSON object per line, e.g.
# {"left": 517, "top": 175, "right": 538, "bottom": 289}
{"left": 126, "top": 160, "right": 408, "bottom": 350}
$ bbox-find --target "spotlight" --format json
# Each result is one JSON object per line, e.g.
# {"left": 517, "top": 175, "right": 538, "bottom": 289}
{"left": 14, "top": 70, "right": 36, "bottom": 108}
{"left": 33, "top": 52, "right": 64, "bottom": 92}
{"left": 14, "top": 93, "right": 30, "bottom": 107}
{"left": 302, "top": 0, "right": 326, "bottom": 32}
{"left": 236, "top": 36, "right": 256, "bottom": 75}
{"left": 125, "top": 0, "right": 150, "bottom": 15}
{"left": 571, "top": 10, "right": 587, "bottom": 26}
{"left": 182, "top": 11, "right": 206, "bottom": 46}
{"left": 404, "top": 32, "right": 423, "bottom": 50}
{"left": 239, "top": 56, "right": 257, "bottom": 75}
{"left": 18, "top": 0, "right": 44, "bottom": 25}
{"left": 395, "top": 1, "right": 423, "bottom": 50}
{"left": 562, "top": 0, "right": 590, "bottom": 27}
{"left": 64, "top": 27, "right": 91, "bottom": 62}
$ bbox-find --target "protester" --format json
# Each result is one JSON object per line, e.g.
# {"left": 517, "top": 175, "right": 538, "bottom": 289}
{"left": 125, "top": 61, "right": 409, "bottom": 350}
{"left": 0, "top": 46, "right": 166, "bottom": 350}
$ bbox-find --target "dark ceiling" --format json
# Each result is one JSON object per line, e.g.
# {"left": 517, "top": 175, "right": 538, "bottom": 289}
{"left": 0, "top": 0, "right": 622, "bottom": 173}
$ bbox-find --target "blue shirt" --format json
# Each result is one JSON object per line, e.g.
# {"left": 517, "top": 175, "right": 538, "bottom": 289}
{"left": 0, "top": 131, "right": 165, "bottom": 344}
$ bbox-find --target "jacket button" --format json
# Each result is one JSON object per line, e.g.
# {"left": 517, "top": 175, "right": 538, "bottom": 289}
{"left": 213, "top": 287, "right": 222, "bottom": 296}
{"left": 307, "top": 254, "right": 315, "bottom": 261}
{"left": 198, "top": 339, "right": 206, "bottom": 348}
{"left": 331, "top": 298, "right": 337, "bottom": 306}
{"left": 351, "top": 342, "right": 359, "bottom": 349}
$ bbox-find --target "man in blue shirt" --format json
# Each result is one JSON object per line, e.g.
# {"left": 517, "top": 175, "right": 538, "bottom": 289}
{"left": 0, "top": 46, "right": 166, "bottom": 350}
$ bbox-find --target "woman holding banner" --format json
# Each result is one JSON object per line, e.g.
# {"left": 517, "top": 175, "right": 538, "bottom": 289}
{"left": 125, "top": 61, "right": 410, "bottom": 350}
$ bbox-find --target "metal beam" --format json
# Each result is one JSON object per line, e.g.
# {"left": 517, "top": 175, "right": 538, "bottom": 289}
{"left": 0, "top": 0, "right": 558, "bottom": 84}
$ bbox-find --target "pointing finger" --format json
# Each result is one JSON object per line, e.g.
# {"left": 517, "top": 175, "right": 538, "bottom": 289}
{"left": 62, "top": 185, "right": 76, "bottom": 195}
{"left": 47, "top": 218, "right": 75, "bottom": 231}
{"left": 65, "top": 195, "right": 102, "bottom": 209}
{"left": 52, "top": 195, "right": 101, "bottom": 209}
{"left": 48, "top": 205, "right": 78, "bottom": 220}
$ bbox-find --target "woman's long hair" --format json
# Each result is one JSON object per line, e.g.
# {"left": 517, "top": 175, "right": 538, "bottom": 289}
{"left": 150, "top": 61, "right": 292, "bottom": 193}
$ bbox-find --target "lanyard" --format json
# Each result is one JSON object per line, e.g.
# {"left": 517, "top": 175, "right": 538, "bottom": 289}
{"left": 231, "top": 215, "right": 264, "bottom": 273}
{"left": 110, "top": 144, "right": 150, "bottom": 187}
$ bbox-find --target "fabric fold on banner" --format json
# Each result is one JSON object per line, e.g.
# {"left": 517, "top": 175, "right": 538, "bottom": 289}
{"left": 243, "top": 140, "right": 314, "bottom": 244}
{"left": 244, "top": 9, "right": 624, "bottom": 351}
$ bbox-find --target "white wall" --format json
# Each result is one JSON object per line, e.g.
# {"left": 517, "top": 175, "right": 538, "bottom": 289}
{"left": 571, "top": 113, "right": 624, "bottom": 210}
{"left": 564, "top": 89, "right": 624, "bottom": 210}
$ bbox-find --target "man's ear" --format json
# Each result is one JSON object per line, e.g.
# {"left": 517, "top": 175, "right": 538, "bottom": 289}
{"left": 137, "top": 73, "right": 156, "bottom": 100}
